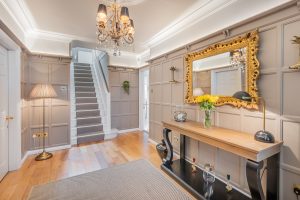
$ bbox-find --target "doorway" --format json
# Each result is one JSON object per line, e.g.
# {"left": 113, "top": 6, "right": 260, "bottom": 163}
{"left": 139, "top": 68, "right": 149, "bottom": 133}
{"left": 0, "top": 45, "right": 9, "bottom": 181}
{"left": 0, "top": 28, "right": 22, "bottom": 177}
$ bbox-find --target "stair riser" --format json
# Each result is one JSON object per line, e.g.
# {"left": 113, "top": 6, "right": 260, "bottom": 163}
{"left": 74, "top": 69, "right": 92, "bottom": 74}
{"left": 75, "top": 82, "right": 94, "bottom": 87}
{"left": 77, "top": 125, "right": 103, "bottom": 135}
{"left": 76, "top": 92, "right": 96, "bottom": 97}
{"left": 75, "top": 66, "right": 90, "bottom": 70}
{"left": 77, "top": 118, "right": 101, "bottom": 126}
{"left": 76, "top": 109, "right": 100, "bottom": 118}
{"left": 74, "top": 74, "right": 92, "bottom": 78}
{"left": 76, "top": 104, "right": 98, "bottom": 110}
{"left": 75, "top": 86, "right": 95, "bottom": 92}
{"left": 76, "top": 110, "right": 100, "bottom": 118}
{"left": 75, "top": 77, "right": 93, "bottom": 82}
{"left": 76, "top": 98, "right": 97, "bottom": 104}
{"left": 77, "top": 134, "right": 104, "bottom": 144}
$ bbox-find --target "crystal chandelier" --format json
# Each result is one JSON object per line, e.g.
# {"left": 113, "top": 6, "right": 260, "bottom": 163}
{"left": 230, "top": 47, "right": 247, "bottom": 72}
{"left": 96, "top": 0, "right": 135, "bottom": 56}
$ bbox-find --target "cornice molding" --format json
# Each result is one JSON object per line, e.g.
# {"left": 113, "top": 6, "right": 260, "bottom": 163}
{"left": 142, "top": 0, "right": 236, "bottom": 49}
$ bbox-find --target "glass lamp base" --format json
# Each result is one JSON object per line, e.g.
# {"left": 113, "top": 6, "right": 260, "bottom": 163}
{"left": 35, "top": 151, "right": 53, "bottom": 161}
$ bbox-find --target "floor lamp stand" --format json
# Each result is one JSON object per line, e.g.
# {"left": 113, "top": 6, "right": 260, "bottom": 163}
{"left": 35, "top": 98, "right": 53, "bottom": 161}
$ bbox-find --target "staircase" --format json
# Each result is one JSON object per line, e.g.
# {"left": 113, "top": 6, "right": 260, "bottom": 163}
{"left": 74, "top": 63, "right": 105, "bottom": 144}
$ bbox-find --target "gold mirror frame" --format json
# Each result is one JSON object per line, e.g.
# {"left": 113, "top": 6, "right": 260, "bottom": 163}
{"left": 185, "top": 31, "right": 259, "bottom": 109}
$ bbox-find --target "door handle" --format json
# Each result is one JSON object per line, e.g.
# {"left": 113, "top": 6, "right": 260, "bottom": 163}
{"left": 5, "top": 116, "right": 14, "bottom": 121}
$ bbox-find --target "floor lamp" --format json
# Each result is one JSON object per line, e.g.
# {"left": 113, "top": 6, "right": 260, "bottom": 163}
{"left": 30, "top": 84, "right": 57, "bottom": 161}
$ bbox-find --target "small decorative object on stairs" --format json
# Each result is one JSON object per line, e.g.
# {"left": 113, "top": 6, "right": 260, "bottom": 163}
{"left": 195, "top": 95, "right": 219, "bottom": 128}
{"left": 122, "top": 80, "right": 130, "bottom": 94}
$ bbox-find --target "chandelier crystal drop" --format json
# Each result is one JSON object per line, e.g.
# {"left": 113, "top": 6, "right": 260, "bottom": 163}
{"left": 96, "top": 0, "right": 135, "bottom": 56}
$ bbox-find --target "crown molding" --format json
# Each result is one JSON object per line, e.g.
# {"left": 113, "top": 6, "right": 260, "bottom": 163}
{"left": 142, "top": 0, "right": 236, "bottom": 49}
{"left": 103, "top": 0, "right": 146, "bottom": 6}
{"left": 28, "top": 29, "right": 96, "bottom": 43}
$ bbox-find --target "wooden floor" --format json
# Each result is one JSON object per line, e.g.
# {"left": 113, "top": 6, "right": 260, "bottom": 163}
{"left": 0, "top": 131, "right": 162, "bottom": 200}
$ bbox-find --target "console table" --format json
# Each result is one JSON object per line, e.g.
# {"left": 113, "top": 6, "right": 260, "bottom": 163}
{"left": 161, "top": 120, "right": 283, "bottom": 200}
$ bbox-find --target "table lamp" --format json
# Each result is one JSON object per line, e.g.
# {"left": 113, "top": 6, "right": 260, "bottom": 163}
{"left": 233, "top": 91, "right": 275, "bottom": 143}
{"left": 30, "top": 84, "right": 57, "bottom": 161}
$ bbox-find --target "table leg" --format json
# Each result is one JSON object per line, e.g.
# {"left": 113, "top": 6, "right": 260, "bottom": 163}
{"left": 246, "top": 159, "right": 265, "bottom": 200}
{"left": 180, "top": 134, "right": 185, "bottom": 160}
{"left": 163, "top": 128, "right": 173, "bottom": 165}
{"left": 266, "top": 153, "right": 279, "bottom": 200}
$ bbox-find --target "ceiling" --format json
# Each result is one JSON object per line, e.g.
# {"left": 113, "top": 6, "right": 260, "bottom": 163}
{"left": 24, "top": 0, "right": 198, "bottom": 52}
{"left": 0, "top": 0, "right": 295, "bottom": 67}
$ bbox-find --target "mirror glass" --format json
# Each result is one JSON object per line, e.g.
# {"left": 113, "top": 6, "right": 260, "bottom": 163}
{"left": 185, "top": 31, "right": 259, "bottom": 109}
{"left": 192, "top": 47, "right": 247, "bottom": 97}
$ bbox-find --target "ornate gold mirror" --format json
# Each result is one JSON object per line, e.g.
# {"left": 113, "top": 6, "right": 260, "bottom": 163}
{"left": 185, "top": 31, "right": 259, "bottom": 109}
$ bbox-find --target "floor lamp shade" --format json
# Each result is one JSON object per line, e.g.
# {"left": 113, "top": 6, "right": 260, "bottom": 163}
{"left": 30, "top": 84, "right": 57, "bottom": 99}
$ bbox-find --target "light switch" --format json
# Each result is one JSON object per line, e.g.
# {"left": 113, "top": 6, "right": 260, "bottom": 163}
{"left": 60, "top": 86, "right": 67, "bottom": 91}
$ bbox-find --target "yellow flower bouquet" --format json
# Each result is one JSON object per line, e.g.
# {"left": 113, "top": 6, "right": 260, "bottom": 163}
{"left": 195, "top": 95, "right": 219, "bottom": 128}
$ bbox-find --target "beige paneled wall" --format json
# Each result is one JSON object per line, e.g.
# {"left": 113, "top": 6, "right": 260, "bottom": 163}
{"left": 148, "top": 4, "right": 300, "bottom": 200}
{"left": 21, "top": 52, "right": 30, "bottom": 157}
{"left": 109, "top": 67, "right": 139, "bottom": 131}
{"left": 21, "top": 55, "right": 71, "bottom": 152}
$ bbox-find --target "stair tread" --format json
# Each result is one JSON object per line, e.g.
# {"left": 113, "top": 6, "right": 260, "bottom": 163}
{"left": 77, "top": 116, "right": 101, "bottom": 120}
{"left": 77, "top": 132, "right": 104, "bottom": 137}
{"left": 75, "top": 91, "right": 95, "bottom": 93}
{"left": 76, "top": 101, "right": 97, "bottom": 105}
{"left": 76, "top": 97, "right": 97, "bottom": 99}
{"left": 76, "top": 109, "right": 100, "bottom": 112}
{"left": 77, "top": 123, "right": 103, "bottom": 128}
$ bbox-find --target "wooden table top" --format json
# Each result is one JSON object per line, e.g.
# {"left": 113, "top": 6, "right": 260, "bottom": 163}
{"left": 162, "top": 120, "right": 283, "bottom": 162}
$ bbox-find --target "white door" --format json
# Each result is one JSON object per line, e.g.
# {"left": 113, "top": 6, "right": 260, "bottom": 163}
{"left": 0, "top": 45, "right": 9, "bottom": 181}
{"left": 141, "top": 69, "right": 149, "bottom": 132}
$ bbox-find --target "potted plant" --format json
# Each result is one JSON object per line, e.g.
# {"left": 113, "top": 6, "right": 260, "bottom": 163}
{"left": 195, "top": 95, "right": 219, "bottom": 128}
{"left": 122, "top": 80, "right": 130, "bottom": 94}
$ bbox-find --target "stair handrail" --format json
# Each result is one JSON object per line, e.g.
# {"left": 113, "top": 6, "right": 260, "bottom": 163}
{"left": 97, "top": 52, "right": 109, "bottom": 92}
{"left": 91, "top": 50, "right": 111, "bottom": 135}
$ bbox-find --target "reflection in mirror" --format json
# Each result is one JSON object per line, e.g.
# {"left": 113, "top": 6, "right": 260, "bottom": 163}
{"left": 192, "top": 47, "right": 247, "bottom": 97}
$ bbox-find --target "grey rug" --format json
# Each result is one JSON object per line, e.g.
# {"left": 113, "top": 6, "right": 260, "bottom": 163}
{"left": 28, "top": 159, "right": 192, "bottom": 200}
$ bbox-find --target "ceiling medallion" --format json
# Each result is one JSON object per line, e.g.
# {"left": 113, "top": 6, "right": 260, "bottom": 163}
{"left": 96, "top": 0, "right": 135, "bottom": 56}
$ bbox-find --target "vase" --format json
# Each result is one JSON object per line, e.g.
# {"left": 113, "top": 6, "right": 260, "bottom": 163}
{"left": 203, "top": 110, "right": 212, "bottom": 128}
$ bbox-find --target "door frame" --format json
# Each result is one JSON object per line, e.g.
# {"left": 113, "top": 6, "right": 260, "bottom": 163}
{"left": 139, "top": 67, "right": 149, "bottom": 132}
{"left": 0, "top": 29, "right": 22, "bottom": 171}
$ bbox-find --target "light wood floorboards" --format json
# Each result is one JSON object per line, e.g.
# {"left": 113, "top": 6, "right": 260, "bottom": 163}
{"left": 0, "top": 131, "right": 162, "bottom": 200}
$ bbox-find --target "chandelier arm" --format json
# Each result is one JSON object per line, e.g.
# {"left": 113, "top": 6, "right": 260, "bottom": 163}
{"left": 123, "top": 34, "right": 134, "bottom": 44}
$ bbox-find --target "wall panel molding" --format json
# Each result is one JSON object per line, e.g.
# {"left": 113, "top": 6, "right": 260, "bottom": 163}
{"left": 147, "top": 5, "right": 300, "bottom": 199}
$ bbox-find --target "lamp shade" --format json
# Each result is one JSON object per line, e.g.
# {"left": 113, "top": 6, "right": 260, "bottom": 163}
{"left": 193, "top": 87, "right": 204, "bottom": 96}
{"left": 233, "top": 91, "right": 251, "bottom": 101}
{"left": 97, "top": 4, "right": 107, "bottom": 22}
{"left": 30, "top": 84, "right": 57, "bottom": 99}
{"left": 120, "top": 7, "right": 130, "bottom": 23}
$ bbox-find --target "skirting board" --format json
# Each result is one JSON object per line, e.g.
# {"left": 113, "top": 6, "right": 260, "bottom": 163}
{"left": 118, "top": 128, "right": 142, "bottom": 134}
{"left": 20, "top": 145, "right": 71, "bottom": 167}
